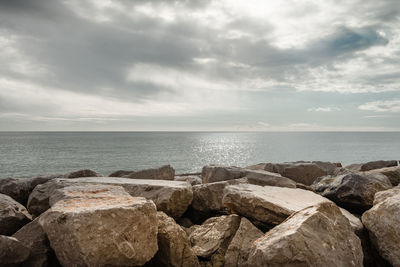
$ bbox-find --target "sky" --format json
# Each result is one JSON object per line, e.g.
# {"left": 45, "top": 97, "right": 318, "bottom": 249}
{"left": 0, "top": 0, "right": 399, "bottom": 131}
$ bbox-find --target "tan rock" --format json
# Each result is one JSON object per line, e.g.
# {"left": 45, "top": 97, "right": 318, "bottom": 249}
{"left": 39, "top": 185, "right": 158, "bottom": 267}
{"left": 362, "top": 186, "right": 400, "bottom": 266}
{"left": 0, "top": 235, "right": 30, "bottom": 266}
{"left": 243, "top": 169, "right": 297, "bottom": 188}
{"left": 28, "top": 177, "right": 193, "bottom": 218}
{"left": 0, "top": 193, "right": 31, "bottom": 235}
{"left": 346, "top": 160, "right": 398, "bottom": 172}
{"left": 248, "top": 202, "right": 363, "bottom": 267}
{"left": 190, "top": 215, "right": 241, "bottom": 266}
{"left": 174, "top": 175, "right": 202, "bottom": 185}
{"left": 147, "top": 212, "right": 200, "bottom": 267}
{"left": 364, "top": 166, "right": 400, "bottom": 186}
{"left": 201, "top": 165, "right": 247, "bottom": 183}
{"left": 222, "top": 184, "right": 362, "bottom": 232}
{"left": 110, "top": 165, "right": 175, "bottom": 180}
{"left": 224, "top": 217, "right": 264, "bottom": 267}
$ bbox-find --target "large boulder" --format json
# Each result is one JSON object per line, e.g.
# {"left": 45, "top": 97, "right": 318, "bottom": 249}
{"left": 0, "top": 193, "right": 31, "bottom": 235}
{"left": 12, "top": 219, "right": 58, "bottom": 267}
{"left": 222, "top": 184, "right": 362, "bottom": 232}
{"left": 364, "top": 166, "right": 400, "bottom": 186}
{"left": 39, "top": 185, "right": 158, "bottom": 267}
{"left": 0, "top": 170, "right": 101, "bottom": 206}
{"left": 312, "top": 173, "right": 392, "bottom": 212}
{"left": 189, "top": 215, "right": 241, "bottom": 266}
{"left": 28, "top": 177, "right": 193, "bottom": 218}
{"left": 346, "top": 160, "right": 398, "bottom": 172}
{"left": 109, "top": 165, "right": 175, "bottom": 180}
{"left": 0, "top": 235, "right": 30, "bottom": 266}
{"left": 362, "top": 186, "right": 400, "bottom": 266}
{"left": 248, "top": 202, "right": 363, "bottom": 267}
{"left": 146, "top": 212, "right": 200, "bottom": 267}
{"left": 174, "top": 175, "right": 202, "bottom": 185}
{"left": 224, "top": 217, "right": 264, "bottom": 267}
{"left": 201, "top": 165, "right": 248, "bottom": 183}
{"left": 247, "top": 161, "right": 339, "bottom": 185}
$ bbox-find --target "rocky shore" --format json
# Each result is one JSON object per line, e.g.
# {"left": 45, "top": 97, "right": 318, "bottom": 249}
{"left": 0, "top": 160, "right": 399, "bottom": 267}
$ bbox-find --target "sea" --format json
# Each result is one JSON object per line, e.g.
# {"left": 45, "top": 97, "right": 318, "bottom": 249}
{"left": 0, "top": 131, "right": 399, "bottom": 178}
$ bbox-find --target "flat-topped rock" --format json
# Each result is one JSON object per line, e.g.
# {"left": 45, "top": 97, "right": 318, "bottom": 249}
{"left": 243, "top": 169, "right": 297, "bottom": 188}
{"left": 0, "top": 193, "right": 31, "bottom": 235}
{"left": 146, "top": 212, "right": 200, "bottom": 267}
{"left": 0, "top": 235, "right": 30, "bottom": 266}
{"left": 201, "top": 165, "right": 248, "bottom": 183}
{"left": 110, "top": 165, "right": 175, "bottom": 180}
{"left": 28, "top": 177, "right": 193, "bottom": 218}
{"left": 39, "top": 185, "right": 158, "bottom": 267}
{"left": 174, "top": 175, "right": 202, "bottom": 185}
{"left": 346, "top": 160, "right": 398, "bottom": 172}
{"left": 362, "top": 186, "right": 400, "bottom": 266}
{"left": 222, "top": 184, "right": 362, "bottom": 231}
{"left": 248, "top": 202, "right": 363, "bottom": 267}
{"left": 312, "top": 172, "right": 392, "bottom": 212}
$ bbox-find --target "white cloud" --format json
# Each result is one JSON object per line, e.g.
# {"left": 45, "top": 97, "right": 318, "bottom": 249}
{"left": 308, "top": 107, "right": 341, "bottom": 112}
{"left": 358, "top": 100, "right": 400, "bottom": 112}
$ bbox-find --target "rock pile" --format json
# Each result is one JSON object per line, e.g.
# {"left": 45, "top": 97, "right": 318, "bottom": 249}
{"left": 0, "top": 160, "right": 399, "bottom": 266}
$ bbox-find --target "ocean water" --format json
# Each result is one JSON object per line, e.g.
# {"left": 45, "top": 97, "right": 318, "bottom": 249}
{"left": 0, "top": 131, "right": 399, "bottom": 178}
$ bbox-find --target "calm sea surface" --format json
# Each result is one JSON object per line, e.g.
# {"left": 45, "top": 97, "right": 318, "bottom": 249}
{"left": 0, "top": 132, "right": 399, "bottom": 178}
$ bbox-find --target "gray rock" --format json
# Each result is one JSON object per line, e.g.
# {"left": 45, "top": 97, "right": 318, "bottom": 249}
{"left": 248, "top": 202, "right": 363, "bottom": 267}
{"left": 364, "top": 166, "right": 400, "bottom": 186}
{"left": 0, "top": 235, "right": 30, "bottom": 266}
{"left": 110, "top": 165, "right": 175, "bottom": 180}
{"left": 0, "top": 193, "right": 31, "bottom": 235}
{"left": 39, "top": 185, "right": 158, "bottom": 267}
{"left": 146, "top": 212, "right": 200, "bottom": 267}
{"left": 12, "top": 218, "right": 58, "bottom": 267}
{"left": 362, "top": 186, "right": 400, "bottom": 266}
{"left": 346, "top": 160, "right": 398, "bottom": 172}
{"left": 224, "top": 217, "right": 264, "bottom": 267}
{"left": 28, "top": 177, "right": 193, "bottom": 218}
{"left": 174, "top": 175, "right": 202, "bottom": 185}
{"left": 201, "top": 165, "right": 248, "bottom": 183}
{"left": 312, "top": 172, "right": 392, "bottom": 212}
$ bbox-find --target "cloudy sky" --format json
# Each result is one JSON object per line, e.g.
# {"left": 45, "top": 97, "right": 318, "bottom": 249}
{"left": 0, "top": 0, "right": 399, "bottom": 131}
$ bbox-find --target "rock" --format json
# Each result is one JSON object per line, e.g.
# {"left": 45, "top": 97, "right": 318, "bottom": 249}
{"left": 346, "top": 160, "right": 398, "bottom": 172}
{"left": 0, "top": 193, "right": 31, "bottom": 235}
{"left": 311, "top": 173, "right": 392, "bottom": 212}
{"left": 28, "top": 177, "right": 192, "bottom": 218}
{"left": 222, "top": 184, "right": 361, "bottom": 232}
{"left": 0, "top": 235, "right": 30, "bottom": 266}
{"left": 110, "top": 165, "right": 175, "bottom": 180}
{"left": 247, "top": 161, "right": 339, "bottom": 185}
{"left": 39, "top": 185, "right": 158, "bottom": 267}
{"left": 201, "top": 165, "right": 248, "bottom": 183}
{"left": 243, "top": 169, "right": 297, "bottom": 188}
{"left": 146, "top": 212, "right": 200, "bottom": 267}
{"left": 190, "top": 215, "right": 241, "bottom": 266}
{"left": 364, "top": 166, "right": 400, "bottom": 186}
{"left": 12, "top": 218, "right": 58, "bottom": 267}
{"left": 0, "top": 170, "right": 101, "bottom": 206}
{"left": 362, "top": 186, "right": 400, "bottom": 266}
{"left": 224, "top": 217, "right": 264, "bottom": 267}
{"left": 248, "top": 202, "right": 363, "bottom": 267}
{"left": 174, "top": 175, "right": 202, "bottom": 185}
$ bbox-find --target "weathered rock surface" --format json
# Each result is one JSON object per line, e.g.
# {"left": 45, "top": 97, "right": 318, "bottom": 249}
{"left": 28, "top": 177, "right": 193, "bottom": 218}
{"left": 247, "top": 161, "right": 339, "bottom": 185}
{"left": 174, "top": 175, "right": 202, "bottom": 185}
{"left": 110, "top": 165, "right": 175, "bottom": 180}
{"left": 201, "top": 165, "right": 248, "bottom": 183}
{"left": 243, "top": 169, "right": 297, "bottom": 188}
{"left": 224, "top": 217, "right": 264, "bottom": 267}
{"left": 364, "top": 166, "right": 400, "bottom": 186}
{"left": 0, "top": 235, "right": 30, "bottom": 266}
{"left": 222, "top": 184, "right": 362, "bottom": 232}
{"left": 0, "top": 193, "right": 31, "bottom": 235}
{"left": 248, "top": 202, "right": 363, "bottom": 267}
{"left": 146, "top": 212, "right": 200, "bottom": 267}
{"left": 190, "top": 215, "right": 241, "bottom": 266}
{"left": 39, "top": 185, "right": 158, "bottom": 267}
{"left": 12, "top": 218, "right": 58, "bottom": 267}
{"left": 312, "top": 173, "right": 392, "bottom": 212}
{"left": 0, "top": 170, "right": 101, "bottom": 205}
{"left": 346, "top": 160, "right": 398, "bottom": 172}
{"left": 362, "top": 186, "right": 400, "bottom": 266}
